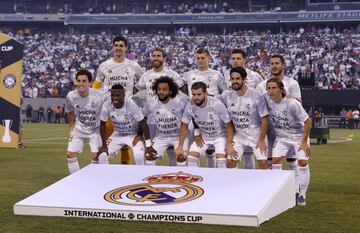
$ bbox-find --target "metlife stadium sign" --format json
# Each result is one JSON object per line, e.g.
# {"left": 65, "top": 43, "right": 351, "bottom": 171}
{"left": 1, "top": 10, "right": 360, "bottom": 24}
{"left": 64, "top": 10, "right": 360, "bottom": 24}
{"left": 14, "top": 165, "right": 295, "bottom": 227}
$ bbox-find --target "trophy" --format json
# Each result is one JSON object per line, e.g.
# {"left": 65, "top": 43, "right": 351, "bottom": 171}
{"left": 2, "top": 119, "right": 13, "bottom": 143}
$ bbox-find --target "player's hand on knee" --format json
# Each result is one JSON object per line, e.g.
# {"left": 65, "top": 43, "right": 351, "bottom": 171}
{"left": 177, "top": 153, "right": 186, "bottom": 163}
{"left": 299, "top": 142, "right": 311, "bottom": 157}
{"left": 175, "top": 146, "right": 184, "bottom": 157}
{"left": 226, "top": 143, "right": 238, "bottom": 160}
{"left": 145, "top": 146, "right": 157, "bottom": 161}
{"left": 194, "top": 135, "right": 205, "bottom": 148}
{"left": 132, "top": 135, "right": 144, "bottom": 146}
{"left": 256, "top": 139, "right": 268, "bottom": 155}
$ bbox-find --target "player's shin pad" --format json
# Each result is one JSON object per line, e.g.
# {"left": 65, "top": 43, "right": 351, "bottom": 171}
{"left": 216, "top": 158, "right": 227, "bottom": 168}
{"left": 145, "top": 160, "right": 156, "bottom": 166}
{"left": 187, "top": 155, "right": 200, "bottom": 167}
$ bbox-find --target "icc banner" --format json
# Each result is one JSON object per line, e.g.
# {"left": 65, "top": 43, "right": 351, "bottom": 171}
{"left": 0, "top": 33, "right": 23, "bottom": 148}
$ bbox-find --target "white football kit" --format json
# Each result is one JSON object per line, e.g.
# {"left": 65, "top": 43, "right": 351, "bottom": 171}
{"left": 65, "top": 88, "right": 105, "bottom": 153}
{"left": 219, "top": 87, "right": 268, "bottom": 161}
{"left": 182, "top": 68, "right": 227, "bottom": 96}
{"left": 182, "top": 96, "right": 231, "bottom": 155}
{"left": 266, "top": 96, "right": 310, "bottom": 160}
{"left": 143, "top": 95, "right": 189, "bottom": 159}
{"left": 96, "top": 58, "right": 144, "bottom": 97}
{"left": 100, "top": 98, "right": 145, "bottom": 165}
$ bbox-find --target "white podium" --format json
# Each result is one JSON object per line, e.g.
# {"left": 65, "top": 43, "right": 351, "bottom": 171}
{"left": 14, "top": 165, "right": 295, "bottom": 227}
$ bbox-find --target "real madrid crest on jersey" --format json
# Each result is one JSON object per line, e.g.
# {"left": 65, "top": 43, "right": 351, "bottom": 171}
{"left": 104, "top": 172, "right": 204, "bottom": 206}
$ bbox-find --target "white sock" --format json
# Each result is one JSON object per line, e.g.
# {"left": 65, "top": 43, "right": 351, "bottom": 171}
{"left": 176, "top": 161, "right": 186, "bottom": 167}
{"left": 243, "top": 153, "right": 255, "bottom": 169}
{"left": 287, "top": 160, "right": 299, "bottom": 193}
{"left": 206, "top": 153, "right": 216, "bottom": 168}
{"left": 299, "top": 165, "right": 310, "bottom": 198}
{"left": 133, "top": 147, "right": 145, "bottom": 165}
{"left": 67, "top": 157, "right": 80, "bottom": 174}
{"left": 187, "top": 155, "right": 200, "bottom": 167}
{"left": 167, "top": 148, "right": 177, "bottom": 166}
{"left": 272, "top": 163, "right": 282, "bottom": 170}
{"left": 98, "top": 152, "right": 109, "bottom": 164}
{"left": 216, "top": 158, "right": 227, "bottom": 168}
{"left": 145, "top": 160, "right": 156, "bottom": 166}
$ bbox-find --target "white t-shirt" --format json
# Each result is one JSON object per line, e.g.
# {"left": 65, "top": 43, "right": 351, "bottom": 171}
{"left": 182, "top": 96, "right": 231, "bottom": 139}
{"left": 66, "top": 88, "right": 105, "bottom": 134}
{"left": 96, "top": 58, "right": 144, "bottom": 97}
{"left": 182, "top": 68, "right": 227, "bottom": 96}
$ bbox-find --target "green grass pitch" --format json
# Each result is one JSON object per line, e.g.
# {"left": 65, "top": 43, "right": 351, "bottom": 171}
{"left": 0, "top": 123, "right": 359, "bottom": 233}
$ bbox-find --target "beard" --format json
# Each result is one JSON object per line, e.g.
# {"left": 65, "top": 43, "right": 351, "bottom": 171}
{"left": 158, "top": 94, "right": 170, "bottom": 102}
{"left": 152, "top": 60, "right": 163, "bottom": 69}
{"left": 194, "top": 98, "right": 205, "bottom": 106}
{"left": 231, "top": 83, "right": 242, "bottom": 91}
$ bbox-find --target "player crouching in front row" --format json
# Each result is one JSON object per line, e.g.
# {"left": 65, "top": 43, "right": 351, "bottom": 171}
{"left": 175, "top": 82, "right": 236, "bottom": 168}
{"left": 97, "top": 84, "right": 156, "bottom": 165}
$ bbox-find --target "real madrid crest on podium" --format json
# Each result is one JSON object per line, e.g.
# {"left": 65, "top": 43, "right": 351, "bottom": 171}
{"left": 104, "top": 172, "right": 204, "bottom": 206}
{"left": 0, "top": 33, "right": 23, "bottom": 148}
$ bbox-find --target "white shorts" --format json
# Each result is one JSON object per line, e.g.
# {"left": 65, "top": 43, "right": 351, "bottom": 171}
{"left": 107, "top": 134, "right": 144, "bottom": 157}
{"left": 67, "top": 131, "right": 102, "bottom": 153}
{"left": 272, "top": 140, "right": 309, "bottom": 161}
{"left": 232, "top": 139, "right": 267, "bottom": 161}
{"left": 189, "top": 136, "right": 226, "bottom": 156}
{"left": 153, "top": 136, "right": 188, "bottom": 159}
{"left": 268, "top": 133, "right": 296, "bottom": 158}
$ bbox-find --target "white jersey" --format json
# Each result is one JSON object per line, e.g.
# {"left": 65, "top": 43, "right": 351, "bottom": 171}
{"left": 256, "top": 76, "right": 302, "bottom": 100}
{"left": 143, "top": 95, "right": 188, "bottom": 138}
{"left": 266, "top": 96, "right": 309, "bottom": 144}
{"left": 219, "top": 87, "right": 268, "bottom": 146}
{"left": 96, "top": 58, "right": 144, "bottom": 97}
{"left": 182, "top": 68, "right": 227, "bottom": 96}
{"left": 182, "top": 96, "right": 231, "bottom": 139}
{"left": 100, "top": 98, "right": 144, "bottom": 136}
{"left": 66, "top": 88, "right": 105, "bottom": 135}
{"left": 224, "top": 68, "right": 263, "bottom": 89}
{"left": 136, "top": 67, "right": 184, "bottom": 100}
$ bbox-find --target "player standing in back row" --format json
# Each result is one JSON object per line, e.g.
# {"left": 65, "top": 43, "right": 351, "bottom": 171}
{"left": 93, "top": 35, "right": 144, "bottom": 164}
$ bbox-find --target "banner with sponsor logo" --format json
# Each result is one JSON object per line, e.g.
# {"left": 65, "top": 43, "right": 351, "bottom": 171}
{"left": 14, "top": 165, "right": 295, "bottom": 226}
{"left": 0, "top": 33, "right": 23, "bottom": 148}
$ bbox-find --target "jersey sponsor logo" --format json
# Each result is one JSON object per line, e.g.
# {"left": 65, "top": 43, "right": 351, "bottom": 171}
{"left": 3, "top": 74, "right": 16, "bottom": 89}
{"left": 104, "top": 172, "right": 204, "bottom": 206}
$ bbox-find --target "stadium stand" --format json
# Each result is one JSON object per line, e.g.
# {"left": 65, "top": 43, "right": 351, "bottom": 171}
{"left": 3, "top": 25, "right": 359, "bottom": 98}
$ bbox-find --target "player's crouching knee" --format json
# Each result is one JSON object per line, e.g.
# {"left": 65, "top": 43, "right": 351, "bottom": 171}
{"left": 66, "top": 151, "right": 77, "bottom": 158}
{"left": 298, "top": 159, "right": 308, "bottom": 167}
{"left": 227, "top": 159, "right": 238, "bottom": 168}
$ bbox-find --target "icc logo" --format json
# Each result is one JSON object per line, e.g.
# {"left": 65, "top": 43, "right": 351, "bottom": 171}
{"left": 104, "top": 172, "right": 204, "bottom": 206}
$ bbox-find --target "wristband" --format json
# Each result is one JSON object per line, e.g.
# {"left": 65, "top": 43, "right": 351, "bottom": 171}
{"left": 194, "top": 129, "right": 201, "bottom": 136}
{"left": 145, "top": 139, "right": 152, "bottom": 147}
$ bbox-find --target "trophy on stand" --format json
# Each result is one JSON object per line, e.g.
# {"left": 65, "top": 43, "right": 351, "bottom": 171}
{"left": 2, "top": 119, "right": 13, "bottom": 143}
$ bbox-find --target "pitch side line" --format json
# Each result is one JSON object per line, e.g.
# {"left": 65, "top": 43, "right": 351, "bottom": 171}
{"left": 24, "top": 137, "right": 67, "bottom": 142}
{"left": 326, "top": 137, "right": 353, "bottom": 144}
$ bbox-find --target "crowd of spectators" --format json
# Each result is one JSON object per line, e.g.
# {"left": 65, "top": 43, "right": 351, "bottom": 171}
{"left": 4, "top": 25, "right": 360, "bottom": 98}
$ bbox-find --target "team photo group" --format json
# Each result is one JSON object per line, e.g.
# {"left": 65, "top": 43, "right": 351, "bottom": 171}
{"left": 65, "top": 35, "right": 311, "bottom": 206}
